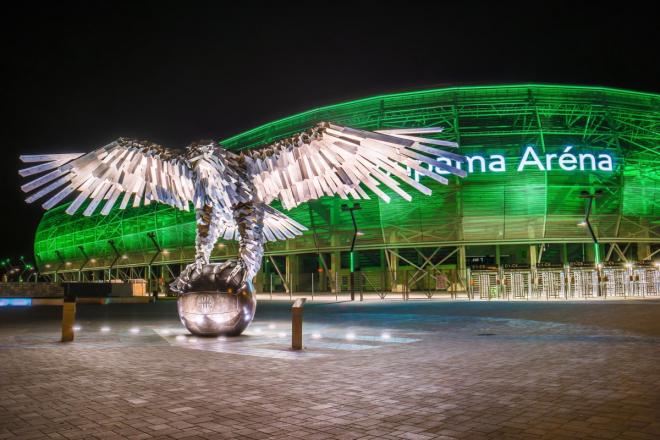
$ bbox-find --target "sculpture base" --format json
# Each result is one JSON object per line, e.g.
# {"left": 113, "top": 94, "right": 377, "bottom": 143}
{"left": 175, "top": 263, "right": 256, "bottom": 336}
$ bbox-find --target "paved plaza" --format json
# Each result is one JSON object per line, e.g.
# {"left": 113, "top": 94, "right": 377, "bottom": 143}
{"left": 0, "top": 300, "right": 659, "bottom": 440}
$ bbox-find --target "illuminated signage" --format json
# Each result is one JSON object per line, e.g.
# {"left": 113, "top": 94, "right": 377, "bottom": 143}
{"left": 404, "top": 145, "right": 614, "bottom": 180}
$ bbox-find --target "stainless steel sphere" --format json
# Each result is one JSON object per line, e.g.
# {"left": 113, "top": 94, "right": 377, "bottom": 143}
{"left": 176, "top": 263, "right": 256, "bottom": 336}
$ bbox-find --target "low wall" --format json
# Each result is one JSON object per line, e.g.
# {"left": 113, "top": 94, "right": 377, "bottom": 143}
{"left": 0, "top": 282, "right": 64, "bottom": 298}
{"left": 0, "top": 281, "right": 147, "bottom": 298}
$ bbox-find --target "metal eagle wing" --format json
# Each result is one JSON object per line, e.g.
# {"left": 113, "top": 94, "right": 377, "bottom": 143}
{"left": 244, "top": 122, "right": 466, "bottom": 210}
{"left": 18, "top": 139, "right": 195, "bottom": 216}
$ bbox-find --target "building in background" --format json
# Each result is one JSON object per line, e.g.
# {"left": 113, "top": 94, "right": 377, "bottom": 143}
{"left": 32, "top": 84, "right": 659, "bottom": 298}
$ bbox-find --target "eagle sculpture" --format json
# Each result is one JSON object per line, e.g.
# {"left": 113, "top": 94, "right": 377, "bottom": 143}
{"left": 19, "top": 123, "right": 465, "bottom": 293}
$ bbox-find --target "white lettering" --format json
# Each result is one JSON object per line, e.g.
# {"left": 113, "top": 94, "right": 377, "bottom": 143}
{"left": 489, "top": 155, "right": 506, "bottom": 172}
{"left": 466, "top": 156, "right": 486, "bottom": 173}
{"left": 409, "top": 145, "right": 614, "bottom": 180}
{"left": 558, "top": 146, "right": 577, "bottom": 171}
{"left": 518, "top": 146, "right": 545, "bottom": 171}
{"left": 434, "top": 158, "right": 453, "bottom": 175}
{"left": 578, "top": 153, "right": 596, "bottom": 170}
{"left": 597, "top": 154, "right": 613, "bottom": 171}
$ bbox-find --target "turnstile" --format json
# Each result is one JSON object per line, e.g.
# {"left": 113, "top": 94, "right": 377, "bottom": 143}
{"left": 602, "top": 266, "right": 628, "bottom": 297}
{"left": 630, "top": 267, "right": 655, "bottom": 297}
{"left": 501, "top": 264, "right": 533, "bottom": 300}
{"left": 648, "top": 267, "right": 660, "bottom": 296}
{"left": 466, "top": 261, "right": 659, "bottom": 300}
{"left": 468, "top": 267, "right": 500, "bottom": 299}
{"left": 536, "top": 264, "right": 567, "bottom": 299}
{"left": 568, "top": 266, "right": 600, "bottom": 298}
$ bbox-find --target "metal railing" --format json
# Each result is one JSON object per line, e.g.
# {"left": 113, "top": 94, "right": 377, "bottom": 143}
{"left": 257, "top": 265, "right": 660, "bottom": 301}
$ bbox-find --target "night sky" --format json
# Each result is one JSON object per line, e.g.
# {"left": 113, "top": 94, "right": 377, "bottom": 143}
{"left": 2, "top": 1, "right": 658, "bottom": 263}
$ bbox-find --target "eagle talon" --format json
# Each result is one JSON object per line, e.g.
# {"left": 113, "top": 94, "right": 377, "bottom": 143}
{"left": 227, "top": 259, "right": 248, "bottom": 283}
{"left": 169, "top": 260, "right": 205, "bottom": 295}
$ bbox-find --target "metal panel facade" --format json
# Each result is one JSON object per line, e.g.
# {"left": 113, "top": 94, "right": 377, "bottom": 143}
{"left": 33, "top": 84, "right": 659, "bottom": 273}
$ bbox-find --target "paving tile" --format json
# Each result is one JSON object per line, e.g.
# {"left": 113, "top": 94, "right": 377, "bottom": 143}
{"left": 1, "top": 300, "right": 659, "bottom": 440}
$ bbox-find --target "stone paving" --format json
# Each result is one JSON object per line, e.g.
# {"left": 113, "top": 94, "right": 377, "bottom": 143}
{"left": 0, "top": 300, "right": 659, "bottom": 440}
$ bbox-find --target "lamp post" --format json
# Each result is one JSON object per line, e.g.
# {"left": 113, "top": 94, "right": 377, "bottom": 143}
{"left": 579, "top": 189, "right": 604, "bottom": 296}
{"left": 147, "top": 232, "right": 162, "bottom": 300}
{"left": 107, "top": 240, "right": 120, "bottom": 281}
{"left": 341, "top": 203, "right": 361, "bottom": 301}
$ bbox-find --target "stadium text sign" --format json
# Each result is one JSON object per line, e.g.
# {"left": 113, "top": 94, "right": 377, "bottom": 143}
{"left": 406, "top": 145, "right": 614, "bottom": 180}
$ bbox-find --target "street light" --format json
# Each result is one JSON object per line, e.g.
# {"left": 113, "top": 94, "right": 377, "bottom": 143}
{"left": 579, "top": 189, "right": 604, "bottom": 296}
{"left": 341, "top": 203, "right": 362, "bottom": 301}
{"left": 579, "top": 189, "right": 604, "bottom": 263}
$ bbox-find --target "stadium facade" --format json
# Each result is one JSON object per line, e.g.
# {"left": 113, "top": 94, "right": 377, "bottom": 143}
{"left": 32, "top": 84, "right": 659, "bottom": 297}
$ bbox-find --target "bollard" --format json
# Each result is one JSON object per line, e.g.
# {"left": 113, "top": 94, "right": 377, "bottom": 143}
{"left": 61, "top": 294, "right": 76, "bottom": 342}
{"left": 291, "top": 297, "right": 306, "bottom": 350}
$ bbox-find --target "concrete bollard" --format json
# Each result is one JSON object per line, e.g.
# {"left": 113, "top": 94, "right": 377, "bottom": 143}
{"left": 291, "top": 298, "right": 306, "bottom": 350}
{"left": 61, "top": 296, "right": 76, "bottom": 342}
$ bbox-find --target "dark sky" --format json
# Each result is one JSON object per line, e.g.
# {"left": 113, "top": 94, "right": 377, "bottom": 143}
{"left": 2, "top": 1, "right": 658, "bottom": 262}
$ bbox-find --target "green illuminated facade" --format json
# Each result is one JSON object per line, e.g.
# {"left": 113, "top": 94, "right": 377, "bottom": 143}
{"left": 34, "top": 84, "right": 659, "bottom": 283}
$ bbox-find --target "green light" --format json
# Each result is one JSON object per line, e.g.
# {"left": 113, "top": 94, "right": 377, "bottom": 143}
{"left": 32, "top": 84, "right": 659, "bottom": 271}
{"left": 349, "top": 251, "right": 355, "bottom": 273}
{"left": 594, "top": 244, "right": 601, "bottom": 265}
